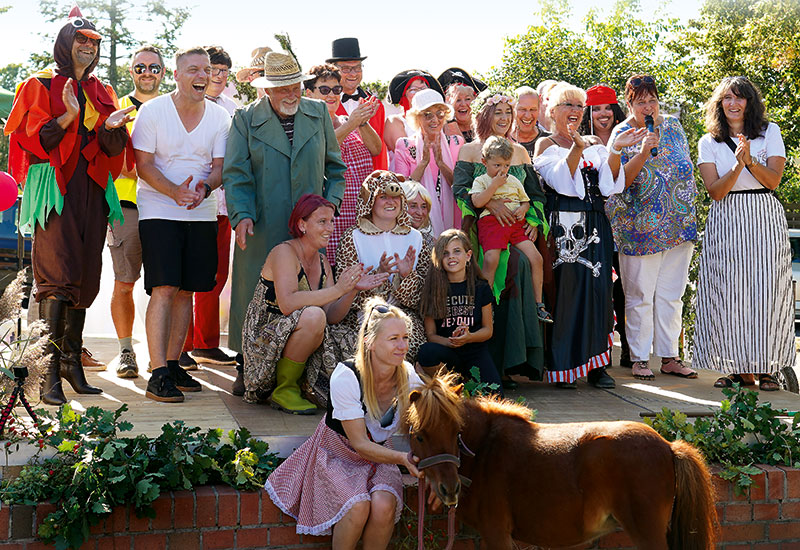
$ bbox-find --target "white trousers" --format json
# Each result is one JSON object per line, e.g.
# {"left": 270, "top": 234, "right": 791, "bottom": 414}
{"left": 618, "top": 241, "right": 694, "bottom": 362}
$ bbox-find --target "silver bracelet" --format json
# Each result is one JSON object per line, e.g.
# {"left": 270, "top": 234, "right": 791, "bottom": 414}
{"left": 610, "top": 143, "right": 622, "bottom": 155}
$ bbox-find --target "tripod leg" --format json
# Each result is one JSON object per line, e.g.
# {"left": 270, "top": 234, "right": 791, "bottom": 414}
{"left": 0, "top": 387, "right": 20, "bottom": 436}
{"left": 17, "top": 392, "right": 44, "bottom": 436}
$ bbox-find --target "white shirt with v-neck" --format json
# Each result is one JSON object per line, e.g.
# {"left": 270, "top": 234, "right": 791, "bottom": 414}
{"left": 131, "top": 93, "right": 230, "bottom": 221}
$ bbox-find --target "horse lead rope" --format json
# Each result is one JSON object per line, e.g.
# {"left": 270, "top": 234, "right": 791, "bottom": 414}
{"left": 412, "top": 433, "right": 475, "bottom": 549}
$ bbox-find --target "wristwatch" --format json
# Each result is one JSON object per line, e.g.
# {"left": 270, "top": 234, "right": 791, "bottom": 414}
{"left": 203, "top": 183, "right": 212, "bottom": 198}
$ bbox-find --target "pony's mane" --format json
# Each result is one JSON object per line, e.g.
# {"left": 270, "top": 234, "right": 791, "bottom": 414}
{"left": 473, "top": 394, "right": 535, "bottom": 422}
{"left": 405, "top": 372, "right": 465, "bottom": 432}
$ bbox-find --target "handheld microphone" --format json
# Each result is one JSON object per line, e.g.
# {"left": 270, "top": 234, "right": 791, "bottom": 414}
{"left": 644, "top": 115, "right": 658, "bottom": 157}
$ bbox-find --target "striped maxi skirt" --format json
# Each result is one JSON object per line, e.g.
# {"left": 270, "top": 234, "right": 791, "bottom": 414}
{"left": 693, "top": 191, "right": 795, "bottom": 375}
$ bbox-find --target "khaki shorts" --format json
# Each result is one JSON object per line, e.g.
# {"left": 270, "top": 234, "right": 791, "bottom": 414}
{"left": 107, "top": 206, "right": 142, "bottom": 283}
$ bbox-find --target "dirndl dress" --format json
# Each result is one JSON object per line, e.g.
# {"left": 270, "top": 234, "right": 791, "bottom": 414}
{"left": 545, "top": 166, "right": 615, "bottom": 383}
{"left": 693, "top": 190, "right": 795, "bottom": 375}
{"left": 264, "top": 417, "right": 403, "bottom": 536}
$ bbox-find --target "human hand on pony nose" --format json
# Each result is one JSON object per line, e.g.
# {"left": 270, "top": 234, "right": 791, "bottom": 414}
{"left": 426, "top": 479, "right": 444, "bottom": 512}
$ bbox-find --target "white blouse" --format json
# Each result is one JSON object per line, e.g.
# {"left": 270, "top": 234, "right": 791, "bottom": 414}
{"left": 352, "top": 228, "right": 423, "bottom": 283}
{"left": 533, "top": 143, "right": 626, "bottom": 198}
{"left": 329, "top": 362, "right": 423, "bottom": 443}
{"left": 697, "top": 122, "right": 785, "bottom": 192}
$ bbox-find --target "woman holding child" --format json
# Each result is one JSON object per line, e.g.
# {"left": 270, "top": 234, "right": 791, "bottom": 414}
{"left": 534, "top": 82, "right": 640, "bottom": 389}
{"left": 452, "top": 90, "right": 548, "bottom": 385}
{"left": 238, "top": 195, "right": 388, "bottom": 413}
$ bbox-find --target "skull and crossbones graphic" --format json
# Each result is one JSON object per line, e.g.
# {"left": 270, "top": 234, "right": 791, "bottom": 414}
{"left": 552, "top": 212, "right": 601, "bottom": 277}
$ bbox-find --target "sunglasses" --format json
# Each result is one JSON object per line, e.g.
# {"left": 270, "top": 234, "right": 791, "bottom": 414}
{"left": 133, "top": 63, "right": 162, "bottom": 75}
{"left": 314, "top": 85, "right": 343, "bottom": 95}
{"left": 379, "top": 399, "right": 398, "bottom": 428}
{"left": 423, "top": 109, "right": 448, "bottom": 121}
{"left": 338, "top": 65, "right": 363, "bottom": 74}
{"left": 74, "top": 33, "right": 100, "bottom": 47}
{"left": 629, "top": 76, "right": 655, "bottom": 88}
{"left": 365, "top": 304, "right": 391, "bottom": 328}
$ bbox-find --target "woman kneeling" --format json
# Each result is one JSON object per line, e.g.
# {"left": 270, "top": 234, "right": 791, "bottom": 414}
{"left": 265, "top": 298, "right": 423, "bottom": 547}
{"left": 240, "top": 194, "right": 387, "bottom": 413}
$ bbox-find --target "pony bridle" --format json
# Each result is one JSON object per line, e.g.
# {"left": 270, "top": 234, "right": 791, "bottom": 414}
{"left": 410, "top": 433, "right": 475, "bottom": 550}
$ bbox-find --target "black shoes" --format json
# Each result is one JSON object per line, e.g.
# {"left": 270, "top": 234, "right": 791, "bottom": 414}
{"left": 145, "top": 367, "right": 184, "bottom": 403}
{"left": 178, "top": 352, "right": 198, "bottom": 371}
{"left": 168, "top": 363, "right": 202, "bottom": 392}
{"left": 588, "top": 367, "right": 616, "bottom": 389}
{"left": 191, "top": 348, "right": 236, "bottom": 365}
{"left": 232, "top": 362, "right": 245, "bottom": 397}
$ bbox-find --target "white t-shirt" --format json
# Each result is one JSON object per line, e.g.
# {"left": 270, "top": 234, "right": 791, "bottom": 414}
{"left": 697, "top": 122, "right": 785, "bottom": 192}
{"left": 352, "top": 228, "right": 423, "bottom": 285}
{"left": 330, "top": 362, "right": 423, "bottom": 443}
{"left": 131, "top": 93, "right": 230, "bottom": 221}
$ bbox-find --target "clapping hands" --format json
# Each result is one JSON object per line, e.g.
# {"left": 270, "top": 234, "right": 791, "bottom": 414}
{"left": 377, "top": 246, "right": 417, "bottom": 278}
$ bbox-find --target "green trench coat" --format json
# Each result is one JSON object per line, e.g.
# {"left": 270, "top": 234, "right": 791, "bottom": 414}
{"left": 223, "top": 97, "right": 346, "bottom": 352}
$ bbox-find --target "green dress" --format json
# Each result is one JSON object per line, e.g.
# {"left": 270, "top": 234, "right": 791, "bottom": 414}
{"left": 452, "top": 160, "right": 546, "bottom": 380}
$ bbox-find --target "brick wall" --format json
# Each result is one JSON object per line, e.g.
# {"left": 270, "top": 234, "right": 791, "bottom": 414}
{"left": 1, "top": 465, "right": 799, "bottom": 549}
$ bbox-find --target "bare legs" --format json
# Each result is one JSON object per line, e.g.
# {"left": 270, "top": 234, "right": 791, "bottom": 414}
{"left": 146, "top": 285, "right": 193, "bottom": 368}
{"left": 332, "top": 491, "right": 397, "bottom": 550}
{"left": 111, "top": 280, "right": 135, "bottom": 340}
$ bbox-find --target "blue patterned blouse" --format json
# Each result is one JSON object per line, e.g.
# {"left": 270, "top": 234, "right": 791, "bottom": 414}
{"left": 605, "top": 115, "right": 697, "bottom": 256}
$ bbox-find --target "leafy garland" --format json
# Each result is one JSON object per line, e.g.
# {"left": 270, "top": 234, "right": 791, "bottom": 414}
{"left": 646, "top": 384, "right": 800, "bottom": 495}
{"left": 0, "top": 404, "right": 282, "bottom": 550}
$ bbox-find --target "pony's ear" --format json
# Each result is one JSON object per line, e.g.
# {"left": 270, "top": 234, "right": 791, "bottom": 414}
{"left": 409, "top": 390, "right": 422, "bottom": 403}
{"left": 453, "top": 383, "right": 464, "bottom": 396}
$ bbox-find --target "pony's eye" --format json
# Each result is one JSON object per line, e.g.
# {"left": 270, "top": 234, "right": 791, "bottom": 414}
{"left": 416, "top": 435, "right": 424, "bottom": 442}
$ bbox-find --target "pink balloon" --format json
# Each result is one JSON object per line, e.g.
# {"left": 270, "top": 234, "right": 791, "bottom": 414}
{"left": 0, "top": 172, "right": 18, "bottom": 212}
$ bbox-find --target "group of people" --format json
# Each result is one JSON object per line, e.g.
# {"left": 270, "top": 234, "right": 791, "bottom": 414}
{"left": 5, "top": 9, "right": 796, "bottom": 547}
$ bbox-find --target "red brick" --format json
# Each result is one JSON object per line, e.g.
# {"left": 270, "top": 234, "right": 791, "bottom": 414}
{"left": 236, "top": 527, "right": 268, "bottom": 548}
{"left": 722, "top": 546, "right": 750, "bottom": 550}
{"left": 269, "top": 525, "right": 302, "bottom": 545}
{"left": 173, "top": 490, "right": 195, "bottom": 529}
{"left": 167, "top": 531, "right": 200, "bottom": 549}
{"left": 730, "top": 470, "right": 766, "bottom": 501}
{"left": 261, "top": 499, "right": 281, "bottom": 524}
{"left": 108, "top": 506, "right": 127, "bottom": 533}
{"left": 92, "top": 537, "right": 130, "bottom": 550}
{"left": 759, "top": 464, "right": 786, "bottom": 501}
{"left": 239, "top": 492, "right": 260, "bottom": 526}
{"left": 196, "top": 486, "right": 217, "bottom": 528}
{"left": 94, "top": 537, "right": 116, "bottom": 550}
{"left": 752, "top": 544, "right": 780, "bottom": 550}
{"left": 780, "top": 466, "right": 800, "bottom": 499}
{"left": 775, "top": 543, "right": 800, "bottom": 550}
{"left": 150, "top": 496, "right": 172, "bottom": 531}
{"left": 133, "top": 533, "right": 165, "bottom": 550}
{"left": 128, "top": 509, "right": 149, "bottom": 532}
{"left": 34, "top": 503, "right": 57, "bottom": 530}
{"left": 723, "top": 503, "right": 753, "bottom": 522}
{"left": 202, "top": 529, "right": 234, "bottom": 549}
{"left": 710, "top": 468, "right": 730, "bottom": 500}
{"left": 89, "top": 516, "right": 107, "bottom": 535}
{"left": 770, "top": 521, "right": 800, "bottom": 540}
{"left": 753, "top": 502, "right": 779, "bottom": 521}
{"left": 0, "top": 507, "right": 9, "bottom": 539}
{"left": 720, "top": 522, "right": 766, "bottom": 542}
{"left": 215, "top": 486, "right": 238, "bottom": 527}
{"left": 26, "top": 543, "right": 67, "bottom": 550}
{"left": 714, "top": 504, "right": 724, "bottom": 523}
{"left": 0, "top": 543, "right": 25, "bottom": 549}
{"left": 783, "top": 501, "right": 800, "bottom": 518}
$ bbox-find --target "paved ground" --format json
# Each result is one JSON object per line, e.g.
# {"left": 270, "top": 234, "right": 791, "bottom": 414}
{"left": 10, "top": 334, "right": 800, "bottom": 457}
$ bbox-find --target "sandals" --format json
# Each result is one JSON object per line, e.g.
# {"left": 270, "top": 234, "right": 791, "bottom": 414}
{"left": 758, "top": 373, "right": 780, "bottom": 392}
{"left": 632, "top": 361, "right": 655, "bottom": 380}
{"left": 536, "top": 303, "right": 554, "bottom": 324}
{"left": 714, "top": 373, "right": 756, "bottom": 388}
{"left": 659, "top": 358, "right": 698, "bottom": 379}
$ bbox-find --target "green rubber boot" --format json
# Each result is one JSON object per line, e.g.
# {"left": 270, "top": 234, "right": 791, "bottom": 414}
{"left": 270, "top": 357, "right": 317, "bottom": 415}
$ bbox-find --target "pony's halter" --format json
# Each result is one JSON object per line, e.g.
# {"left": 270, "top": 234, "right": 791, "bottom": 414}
{"left": 411, "top": 433, "right": 475, "bottom": 550}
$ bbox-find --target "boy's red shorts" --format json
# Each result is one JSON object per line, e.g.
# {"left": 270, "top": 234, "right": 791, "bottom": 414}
{"left": 477, "top": 216, "right": 529, "bottom": 251}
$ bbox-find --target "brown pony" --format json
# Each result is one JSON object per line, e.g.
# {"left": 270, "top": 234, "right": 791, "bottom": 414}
{"left": 405, "top": 374, "right": 717, "bottom": 549}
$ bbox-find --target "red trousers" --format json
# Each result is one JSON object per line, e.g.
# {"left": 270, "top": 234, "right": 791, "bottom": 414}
{"left": 183, "top": 215, "right": 231, "bottom": 350}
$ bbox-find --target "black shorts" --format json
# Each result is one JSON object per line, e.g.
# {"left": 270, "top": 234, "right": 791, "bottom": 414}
{"left": 139, "top": 219, "right": 218, "bottom": 294}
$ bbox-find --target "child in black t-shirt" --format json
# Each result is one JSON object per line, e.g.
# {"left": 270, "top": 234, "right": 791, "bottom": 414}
{"left": 417, "top": 229, "right": 502, "bottom": 395}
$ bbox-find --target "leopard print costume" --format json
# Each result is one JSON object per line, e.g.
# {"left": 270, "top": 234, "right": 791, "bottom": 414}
{"left": 328, "top": 171, "right": 433, "bottom": 363}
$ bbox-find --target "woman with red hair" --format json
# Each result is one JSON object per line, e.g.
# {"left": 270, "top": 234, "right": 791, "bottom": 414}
{"left": 237, "top": 194, "right": 388, "bottom": 414}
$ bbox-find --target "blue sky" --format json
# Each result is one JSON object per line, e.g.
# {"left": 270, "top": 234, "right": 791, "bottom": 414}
{"left": 2, "top": 0, "right": 701, "bottom": 83}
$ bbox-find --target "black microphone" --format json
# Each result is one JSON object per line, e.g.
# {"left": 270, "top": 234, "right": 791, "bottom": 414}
{"left": 644, "top": 115, "right": 658, "bottom": 157}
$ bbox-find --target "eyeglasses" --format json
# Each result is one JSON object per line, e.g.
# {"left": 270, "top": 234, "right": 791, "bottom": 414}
{"left": 74, "top": 33, "right": 100, "bottom": 47}
{"left": 558, "top": 102, "right": 585, "bottom": 110}
{"left": 210, "top": 67, "right": 229, "bottom": 76}
{"left": 133, "top": 63, "right": 162, "bottom": 75}
{"left": 629, "top": 76, "right": 655, "bottom": 88}
{"left": 365, "top": 304, "right": 391, "bottom": 329}
{"left": 423, "top": 109, "right": 448, "bottom": 122}
{"left": 314, "top": 85, "right": 343, "bottom": 95}
{"left": 337, "top": 64, "right": 363, "bottom": 74}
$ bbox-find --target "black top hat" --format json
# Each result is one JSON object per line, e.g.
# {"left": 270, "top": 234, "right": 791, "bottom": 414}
{"left": 326, "top": 38, "right": 367, "bottom": 63}
{"left": 438, "top": 67, "right": 488, "bottom": 93}
{"left": 388, "top": 70, "right": 444, "bottom": 105}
